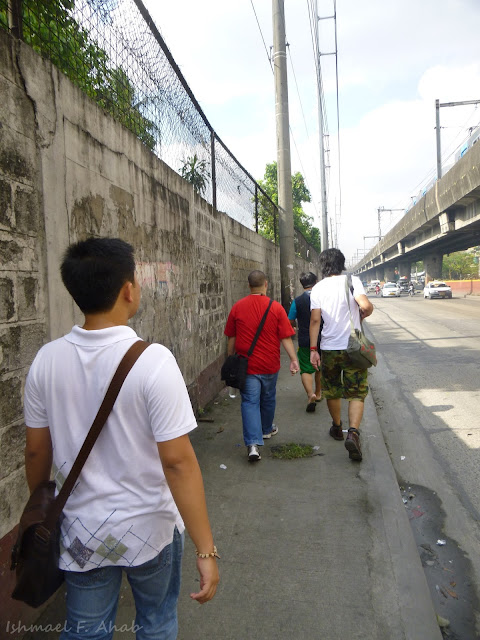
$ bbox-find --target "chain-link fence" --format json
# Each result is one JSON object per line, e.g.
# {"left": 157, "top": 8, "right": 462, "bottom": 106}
{"left": 1, "top": 0, "right": 281, "bottom": 239}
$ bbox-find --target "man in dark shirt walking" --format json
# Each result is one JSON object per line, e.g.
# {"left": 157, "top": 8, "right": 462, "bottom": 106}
{"left": 288, "top": 272, "right": 322, "bottom": 412}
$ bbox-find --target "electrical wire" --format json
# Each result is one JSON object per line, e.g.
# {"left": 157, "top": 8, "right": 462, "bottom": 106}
{"left": 249, "top": 0, "right": 273, "bottom": 72}
{"left": 440, "top": 108, "right": 480, "bottom": 165}
{"left": 249, "top": 0, "right": 330, "bottom": 232}
{"left": 249, "top": 0, "right": 322, "bottom": 224}
{"left": 390, "top": 107, "right": 480, "bottom": 217}
{"left": 332, "top": 0, "right": 342, "bottom": 241}
{"left": 287, "top": 46, "right": 317, "bottom": 175}
{"left": 307, "top": 0, "right": 338, "bottom": 245}
{"left": 287, "top": 46, "right": 320, "bottom": 219}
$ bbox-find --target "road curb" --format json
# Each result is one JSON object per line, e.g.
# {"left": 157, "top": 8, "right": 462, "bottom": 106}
{"left": 364, "top": 386, "right": 443, "bottom": 639}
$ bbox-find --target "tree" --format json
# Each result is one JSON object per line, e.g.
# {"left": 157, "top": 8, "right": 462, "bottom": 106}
{"left": 0, "top": 0, "right": 156, "bottom": 150}
{"left": 179, "top": 154, "right": 210, "bottom": 196}
{"left": 257, "top": 162, "right": 321, "bottom": 252}
{"left": 442, "top": 251, "right": 478, "bottom": 280}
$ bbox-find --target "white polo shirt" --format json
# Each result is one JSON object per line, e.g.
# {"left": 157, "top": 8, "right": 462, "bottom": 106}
{"left": 310, "top": 275, "right": 366, "bottom": 350}
{"left": 24, "top": 325, "right": 197, "bottom": 571}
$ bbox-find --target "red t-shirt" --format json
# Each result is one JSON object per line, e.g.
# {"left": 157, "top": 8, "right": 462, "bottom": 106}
{"left": 224, "top": 295, "right": 294, "bottom": 374}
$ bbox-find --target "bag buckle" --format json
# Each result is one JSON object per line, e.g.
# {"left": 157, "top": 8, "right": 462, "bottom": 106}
{"left": 35, "top": 525, "right": 51, "bottom": 544}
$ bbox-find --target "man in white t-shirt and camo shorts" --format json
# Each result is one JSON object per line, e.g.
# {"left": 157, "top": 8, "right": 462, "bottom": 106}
{"left": 23, "top": 237, "right": 219, "bottom": 640}
{"left": 308, "top": 248, "right": 373, "bottom": 462}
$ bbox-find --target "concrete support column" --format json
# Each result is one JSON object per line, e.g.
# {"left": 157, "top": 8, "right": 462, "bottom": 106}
{"left": 424, "top": 252, "right": 443, "bottom": 282}
{"left": 384, "top": 265, "right": 395, "bottom": 282}
{"left": 398, "top": 260, "right": 411, "bottom": 280}
{"left": 375, "top": 268, "right": 383, "bottom": 281}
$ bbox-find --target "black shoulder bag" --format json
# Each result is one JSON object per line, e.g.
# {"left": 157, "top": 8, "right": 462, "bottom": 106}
{"left": 221, "top": 298, "right": 274, "bottom": 391}
{"left": 11, "top": 340, "right": 150, "bottom": 608}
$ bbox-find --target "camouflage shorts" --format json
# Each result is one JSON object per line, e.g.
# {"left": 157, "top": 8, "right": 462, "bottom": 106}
{"left": 320, "top": 350, "right": 369, "bottom": 400}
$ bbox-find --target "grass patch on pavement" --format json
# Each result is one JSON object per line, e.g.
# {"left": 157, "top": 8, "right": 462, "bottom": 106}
{"left": 271, "top": 443, "right": 314, "bottom": 459}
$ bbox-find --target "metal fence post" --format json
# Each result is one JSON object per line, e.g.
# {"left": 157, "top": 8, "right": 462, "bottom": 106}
{"left": 273, "top": 205, "right": 278, "bottom": 245}
{"left": 211, "top": 131, "right": 217, "bottom": 211}
{"left": 8, "top": 0, "right": 23, "bottom": 39}
{"left": 255, "top": 184, "right": 258, "bottom": 233}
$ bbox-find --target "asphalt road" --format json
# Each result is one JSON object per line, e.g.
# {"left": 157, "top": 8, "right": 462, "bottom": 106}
{"left": 364, "top": 292, "right": 480, "bottom": 639}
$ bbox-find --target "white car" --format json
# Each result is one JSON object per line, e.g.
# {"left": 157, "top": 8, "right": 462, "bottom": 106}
{"left": 381, "top": 282, "right": 400, "bottom": 297}
{"left": 423, "top": 281, "right": 452, "bottom": 299}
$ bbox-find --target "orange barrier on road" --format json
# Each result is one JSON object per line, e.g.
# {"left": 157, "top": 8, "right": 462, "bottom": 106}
{"left": 444, "top": 280, "right": 480, "bottom": 296}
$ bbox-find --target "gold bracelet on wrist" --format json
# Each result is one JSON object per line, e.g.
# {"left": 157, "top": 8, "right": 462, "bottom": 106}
{"left": 195, "top": 545, "right": 220, "bottom": 559}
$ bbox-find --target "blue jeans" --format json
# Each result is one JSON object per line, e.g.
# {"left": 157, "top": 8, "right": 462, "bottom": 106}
{"left": 60, "top": 527, "right": 184, "bottom": 640}
{"left": 240, "top": 373, "right": 278, "bottom": 446}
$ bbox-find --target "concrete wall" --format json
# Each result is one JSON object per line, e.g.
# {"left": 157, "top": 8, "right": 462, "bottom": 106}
{"left": 0, "top": 29, "right": 318, "bottom": 624}
{"left": 445, "top": 280, "right": 480, "bottom": 297}
{"left": 0, "top": 29, "right": 50, "bottom": 629}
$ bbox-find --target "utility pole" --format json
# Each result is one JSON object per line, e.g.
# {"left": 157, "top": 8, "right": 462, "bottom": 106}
{"left": 364, "top": 235, "right": 381, "bottom": 253}
{"left": 272, "top": 0, "right": 295, "bottom": 310}
{"left": 435, "top": 99, "right": 442, "bottom": 180}
{"left": 314, "top": 0, "right": 331, "bottom": 251}
{"left": 435, "top": 98, "right": 480, "bottom": 179}
{"left": 377, "top": 206, "right": 403, "bottom": 239}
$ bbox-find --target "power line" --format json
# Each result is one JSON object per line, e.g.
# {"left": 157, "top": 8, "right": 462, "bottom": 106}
{"left": 287, "top": 47, "right": 315, "bottom": 165}
{"left": 332, "top": 0, "right": 342, "bottom": 242}
{"left": 307, "top": 0, "right": 333, "bottom": 249}
{"left": 289, "top": 125, "right": 320, "bottom": 220}
{"left": 287, "top": 45, "right": 320, "bottom": 219}
{"left": 249, "top": 1, "right": 321, "bottom": 227}
{"left": 249, "top": 0, "right": 273, "bottom": 72}
{"left": 390, "top": 106, "right": 480, "bottom": 216}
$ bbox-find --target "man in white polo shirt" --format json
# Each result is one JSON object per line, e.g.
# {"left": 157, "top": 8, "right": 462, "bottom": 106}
{"left": 24, "top": 237, "right": 219, "bottom": 639}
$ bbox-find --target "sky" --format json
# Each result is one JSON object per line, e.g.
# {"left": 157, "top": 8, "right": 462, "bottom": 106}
{"left": 142, "top": 0, "right": 480, "bottom": 266}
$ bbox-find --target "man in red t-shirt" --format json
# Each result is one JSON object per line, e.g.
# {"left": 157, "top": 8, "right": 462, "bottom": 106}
{"left": 224, "top": 270, "right": 299, "bottom": 461}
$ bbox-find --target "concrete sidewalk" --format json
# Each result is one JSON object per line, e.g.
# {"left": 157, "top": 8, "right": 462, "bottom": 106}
{"left": 23, "top": 354, "right": 443, "bottom": 640}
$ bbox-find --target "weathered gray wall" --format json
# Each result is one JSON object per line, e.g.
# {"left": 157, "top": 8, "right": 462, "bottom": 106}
{"left": 0, "top": 29, "right": 48, "bottom": 543}
{"left": 0, "top": 26, "right": 318, "bottom": 560}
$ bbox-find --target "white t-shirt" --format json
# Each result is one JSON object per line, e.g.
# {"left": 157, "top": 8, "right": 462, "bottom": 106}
{"left": 24, "top": 325, "right": 197, "bottom": 571}
{"left": 310, "top": 274, "right": 366, "bottom": 350}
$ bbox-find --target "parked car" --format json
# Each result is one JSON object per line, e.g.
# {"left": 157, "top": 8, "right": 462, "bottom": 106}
{"left": 382, "top": 282, "right": 400, "bottom": 297}
{"left": 423, "top": 281, "right": 452, "bottom": 299}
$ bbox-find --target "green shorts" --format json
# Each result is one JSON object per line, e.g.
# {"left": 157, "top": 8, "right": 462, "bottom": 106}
{"left": 297, "top": 347, "right": 317, "bottom": 375}
{"left": 320, "top": 350, "right": 368, "bottom": 400}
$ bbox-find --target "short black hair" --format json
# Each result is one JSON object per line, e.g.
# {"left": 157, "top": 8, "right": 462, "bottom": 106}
{"left": 319, "top": 248, "right": 346, "bottom": 277}
{"left": 248, "top": 270, "right": 266, "bottom": 288}
{"left": 299, "top": 272, "right": 317, "bottom": 288}
{"left": 61, "top": 237, "right": 135, "bottom": 314}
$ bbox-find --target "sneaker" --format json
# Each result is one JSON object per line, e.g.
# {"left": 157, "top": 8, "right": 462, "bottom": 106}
{"left": 247, "top": 444, "right": 261, "bottom": 461}
{"left": 345, "top": 428, "right": 362, "bottom": 461}
{"left": 329, "top": 421, "right": 344, "bottom": 441}
{"left": 262, "top": 425, "right": 278, "bottom": 439}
